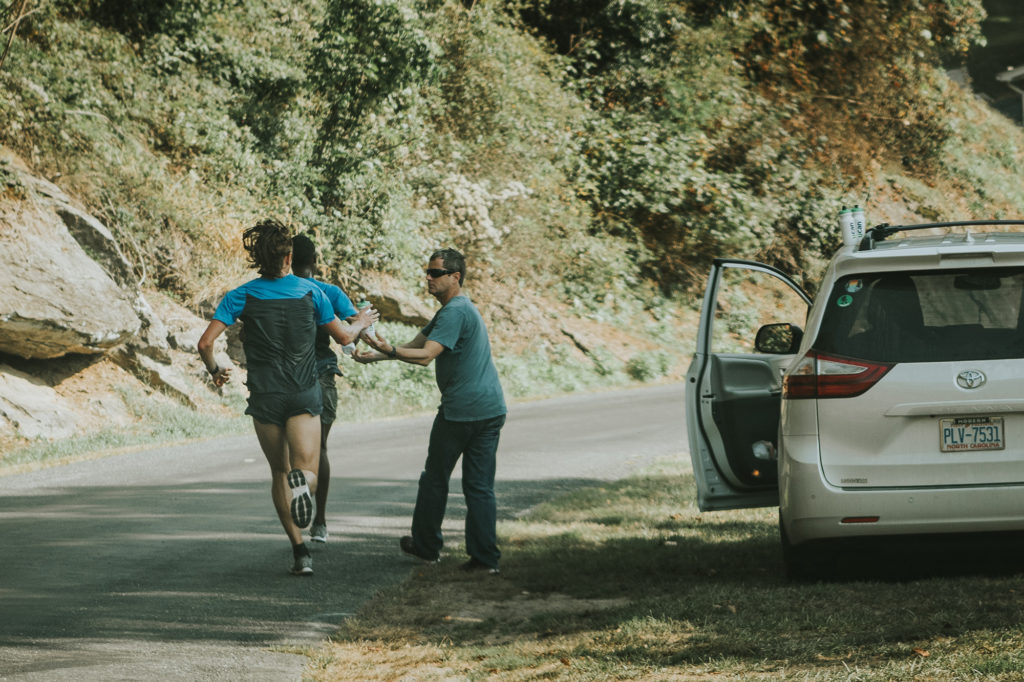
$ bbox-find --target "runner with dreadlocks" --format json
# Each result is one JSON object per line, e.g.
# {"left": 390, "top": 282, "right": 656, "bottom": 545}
{"left": 197, "top": 219, "right": 378, "bottom": 576}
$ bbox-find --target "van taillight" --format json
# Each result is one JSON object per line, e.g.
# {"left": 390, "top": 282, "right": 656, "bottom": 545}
{"left": 783, "top": 351, "right": 894, "bottom": 399}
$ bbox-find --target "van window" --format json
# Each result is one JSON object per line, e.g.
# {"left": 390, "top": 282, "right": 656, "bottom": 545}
{"left": 812, "top": 268, "right": 1024, "bottom": 362}
{"left": 710, "top": 266, "right": 809, "bottom": 354}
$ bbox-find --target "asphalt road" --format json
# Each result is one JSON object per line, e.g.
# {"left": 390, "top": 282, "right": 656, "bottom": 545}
{"left": 0, "top": 383, "right": 687, "bottom": 681}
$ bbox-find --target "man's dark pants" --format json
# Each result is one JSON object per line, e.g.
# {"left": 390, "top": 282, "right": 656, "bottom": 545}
{"left": 411, "top": 411, "right": 506, "bottom": 568}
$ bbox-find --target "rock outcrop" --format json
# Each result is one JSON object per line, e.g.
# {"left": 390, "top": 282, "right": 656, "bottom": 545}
{"left": 0, "top": 156, "right": 141, "bottom": 359}
{"left": 0, "top": 148, "right": 215, "bottom": 441}
{"left": 0, "top": 147, "right": 423, "bottom": 445}
{"left": 0, "top": 364, "right": 77, "bottom": 440}
{"left": 357, "top": 272, "right": 436, "bottom": 327}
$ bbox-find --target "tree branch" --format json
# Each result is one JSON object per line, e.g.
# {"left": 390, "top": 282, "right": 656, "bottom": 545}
{"left": 0, "top": 0, "right": 32, "bottom": 75}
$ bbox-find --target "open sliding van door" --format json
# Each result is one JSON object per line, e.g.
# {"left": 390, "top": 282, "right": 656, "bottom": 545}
{"left": 685, "top": 259, "right": 812, "bottom": 511}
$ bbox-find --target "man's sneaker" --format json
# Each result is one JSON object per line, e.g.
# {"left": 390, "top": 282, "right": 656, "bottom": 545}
{"left": 460, "top": 558, "right": 500, "bottom": 575}
{"left": 309, "top": 523, "right": 328, "bottom": 544}
{"left": 287, "top": 469, "right": 313, "bottom": 529}
{"left": 399, "top": 535, "right": 439, "bottom": 563}
{"left": 291, "top": 554, "right": 313, "bottom": 576}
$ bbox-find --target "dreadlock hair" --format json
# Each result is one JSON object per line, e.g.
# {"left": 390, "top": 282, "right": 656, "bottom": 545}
{"left": 242, "top": 219, "right": 293, "bottom": 277}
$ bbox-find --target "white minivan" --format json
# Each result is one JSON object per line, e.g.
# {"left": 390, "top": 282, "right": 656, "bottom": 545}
{"left": 685, "top": 220, "right": 1024, "bottom": 578}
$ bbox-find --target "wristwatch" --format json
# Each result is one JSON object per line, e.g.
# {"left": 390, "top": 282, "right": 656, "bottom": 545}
{"left": 386, "top": 346, "right": 398, "bottom": 359}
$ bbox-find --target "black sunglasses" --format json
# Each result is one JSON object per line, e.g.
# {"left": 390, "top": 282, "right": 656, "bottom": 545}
{"left": 425, "top": 268, "right": 457, "bottom": 278}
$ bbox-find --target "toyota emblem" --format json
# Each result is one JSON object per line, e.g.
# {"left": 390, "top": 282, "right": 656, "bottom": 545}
{"left": 956, "top": 370, "right": 986, "bottom": 389}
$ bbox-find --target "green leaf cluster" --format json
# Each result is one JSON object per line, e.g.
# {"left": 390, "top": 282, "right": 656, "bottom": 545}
{"left": 0, "top": 0, "right": 1006, "bottom": 313}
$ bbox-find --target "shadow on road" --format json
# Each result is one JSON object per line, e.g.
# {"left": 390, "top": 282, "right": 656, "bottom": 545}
{"left": 0, "top": 474, "right": 620, "bottom": 650}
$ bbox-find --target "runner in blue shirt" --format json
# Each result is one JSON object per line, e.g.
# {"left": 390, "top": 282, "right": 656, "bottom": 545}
{"left": 197, "top": 219, "right": 378, "bottom": 576}
{"left": 291, "top": 233, "right": 360, "bottom": 545}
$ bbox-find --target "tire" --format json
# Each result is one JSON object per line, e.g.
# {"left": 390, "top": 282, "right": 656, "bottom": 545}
{"left": 779, "top": 511, "right": 819, "bottom": 582}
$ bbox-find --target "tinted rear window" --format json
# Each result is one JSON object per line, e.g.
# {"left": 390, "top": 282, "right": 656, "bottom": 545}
{"left": 813, "top": 268, "right": 1024, "bottom": 362}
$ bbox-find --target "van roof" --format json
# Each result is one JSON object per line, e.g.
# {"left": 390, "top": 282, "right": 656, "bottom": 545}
{"left": 832, "top": 226, "right": 1024, "bottom": 276}
{"left": 857, "top": 220, "right": 1024, "bottom": 251}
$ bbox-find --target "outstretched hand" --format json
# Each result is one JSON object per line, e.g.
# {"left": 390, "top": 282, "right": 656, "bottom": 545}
{"left": 352, "top": 330, "right": 397, "bottom": 364}
{"left": 362, "top": 329, "right": 390, "bottom": 353}
{"left": 351, "top": 348, "right": 379, "bottom": 364}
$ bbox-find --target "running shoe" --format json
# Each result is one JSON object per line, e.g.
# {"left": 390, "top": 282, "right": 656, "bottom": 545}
{"left": 287, "top": 469, "right": 313, "bottom": 529}
{"left": 309, "top": 523, "right": 328, "bottom": 543}
{"left": 291, "top": 554, "right": 313, "bottom": 576}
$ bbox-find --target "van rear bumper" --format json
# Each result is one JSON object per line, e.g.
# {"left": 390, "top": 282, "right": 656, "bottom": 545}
{"left": 779, "top": 444, "right": 1024, "bottom": 546}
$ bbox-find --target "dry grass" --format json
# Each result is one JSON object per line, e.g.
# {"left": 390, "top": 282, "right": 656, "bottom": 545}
{"left": 308, "top": 458, "right": 1024, "bottom": 681}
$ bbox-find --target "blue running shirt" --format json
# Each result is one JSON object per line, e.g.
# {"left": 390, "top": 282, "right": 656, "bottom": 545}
{"left": 306, "top": 278, "right": 358, "bottom": 375}
{"left": 213, "top": 274, "right": 334, "bottom": 394}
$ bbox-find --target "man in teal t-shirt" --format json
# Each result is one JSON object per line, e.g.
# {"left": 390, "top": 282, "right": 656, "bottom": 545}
{"left": 355, "top": 248, "right": 506, "bottom": 573}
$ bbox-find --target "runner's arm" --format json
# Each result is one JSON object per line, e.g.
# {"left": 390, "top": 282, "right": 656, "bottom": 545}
{"left": 197, "top": 320, "right": 231, "bottom": 386}
{"left": 323, "top": 304, "right": 378, "bottom": 346}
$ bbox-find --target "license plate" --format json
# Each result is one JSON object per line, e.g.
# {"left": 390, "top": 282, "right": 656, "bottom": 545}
{"left": 940, "top": 416, "right": 1005, "bottom": 452}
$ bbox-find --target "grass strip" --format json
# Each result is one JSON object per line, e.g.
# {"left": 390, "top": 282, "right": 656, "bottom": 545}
{"left": 309, "top": 457, "right": 1024, "bottom": 681}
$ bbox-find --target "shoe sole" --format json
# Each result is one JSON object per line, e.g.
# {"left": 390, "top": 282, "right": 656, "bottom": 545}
{"left": 291, "top": 566, "right": 314, "bottom": 576}
{"left": 309, "top": 532, "right": 328, "bottom": 544}
{"left": 287, "top": 469, "right": 313, "bottom": 529}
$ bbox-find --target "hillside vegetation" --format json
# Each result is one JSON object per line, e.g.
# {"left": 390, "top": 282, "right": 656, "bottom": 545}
{"left": 1, "top": 0, "right": 1022, "bottom": 406}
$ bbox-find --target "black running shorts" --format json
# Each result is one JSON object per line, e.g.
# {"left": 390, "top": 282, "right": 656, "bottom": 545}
{"left": 245, "top": 384, "right": 323, "bottom": 426}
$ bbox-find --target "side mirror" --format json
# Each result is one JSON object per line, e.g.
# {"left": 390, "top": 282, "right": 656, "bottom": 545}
{"left": 755, "top": 322, "right": 803, "bottom": 354}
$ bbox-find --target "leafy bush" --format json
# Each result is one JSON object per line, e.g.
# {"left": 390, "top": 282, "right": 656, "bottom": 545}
{"left": 504, "top": 0, "right": 988, "bottom": 291}
{"left": 309, "top": 0, "right": 437, "bottom": 181}
{"left": 625, "top": 350, "right": 671, "bottom": 381}
{"left": 738, "top": 0, "right": 986, "bottom": 167}
{"left": 52, "top": 0, "right": 227, "bottom": 39}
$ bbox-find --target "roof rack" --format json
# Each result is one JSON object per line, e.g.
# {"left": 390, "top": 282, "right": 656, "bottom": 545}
{"left": 858, "top": 220, "right": 1024, "bottom": 251}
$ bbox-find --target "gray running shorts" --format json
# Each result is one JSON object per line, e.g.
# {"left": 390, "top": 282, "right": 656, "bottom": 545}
{"left": 319, "top": 371, "right": 338, "bottom": 426}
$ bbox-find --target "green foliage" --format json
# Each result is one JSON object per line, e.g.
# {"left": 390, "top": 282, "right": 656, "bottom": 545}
{"left": 737, "top": 0, "right": 986, "bottom": 167}
{"left": 53, "top": 0, "right": 228, "bottom": 39}
{"left": 589, "top": 346, "right": 624, "bottom": 377}
{"left": 316, "top": 165, "right": 433, "bottom": 276}
{"left": 508, "top": 0, "right": 682, "bottom": 76}
{"left": 503, "top": 0, "right": 989, "bottom": 290}
{"left": 309, "top": 0, "right": 437, "bottom": 179}
{"left": 0, "top": 159, "right": 27, "bottom": 199}
{"left": 298, "top": 0, "right": 443, "bottom": 279}
{"left": 505, "top": 2, "right": 843, "bottom": 289}
{"left": 0, "top": 0, "right": 1019, "bottom": 394}
{"left": 739, "top": 0, "right": 986, "bottom": 80}
{"left": 624, "top": 349, "right": 671, "bottom": 381}
{"left": 496, "top": 344, "right": 632, "bottom": 398}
